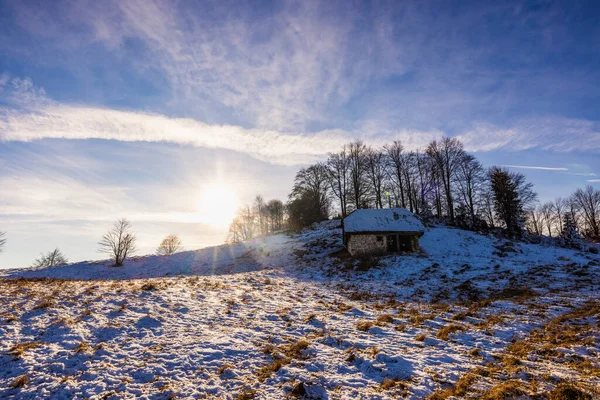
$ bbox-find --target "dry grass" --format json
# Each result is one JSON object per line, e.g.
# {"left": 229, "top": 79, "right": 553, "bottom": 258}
{"left": 379, "top": 378, "right": 408, "bottom": 392}
{"left": 436, "top": 324, "right": 467, "bottom": 341}
{"left": 217, "top": 363, "right": 234, "bottom": 375}
{"left": 74, "top": 341, "right": 91, "bottom": 354}
{"left": 256, "top": 338, "right": 310, "bottom": 382}
{"left": 9, "top": 341, "right": 44, "bottom": 358}
{"left": 304, "top": 313, "right": 317, "bottom": 322}
{"left": 426, "top": 373, "right": 477, "bottom": 400}
{"left": 236, "top": 389, "right": 258, "bottom": 400}
{"left": 281, "top": 339, "right": 310, "bottom": 359}
{"left": 256, "top": 359, "right": 289, "bottom": 383}
{"left": 547, "top": 382, "right": 593, "bottom": 400}
{"left": 11, "top": 374, "right": 29, "bottom": 388}
{"left": 141, "top": 282, "right": 159, "bottom": 291}
{"left": 32, "top": 298, "right": 54, "bottom": 310}
{"left": 415, "top": 333, "right": 427, "bottom": 342}
{"left": 375, "top": 314, "right": 395, "bottom": 325}
{"left": 356, "top": 320, "right": 374, "bottom": 332}
{"left": 480, "top": 380, "right": 526, "bottom": 400}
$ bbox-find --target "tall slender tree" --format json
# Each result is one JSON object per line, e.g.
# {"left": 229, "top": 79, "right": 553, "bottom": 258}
{"left": 348, "top": 141, "right": 369, "bottom": 209}
{"left": 326, "top": 146, "right": 351, "bottom": 217}
{"left": 385, "top": 141, "right": 407, "bottom": 208}
{"left": 426, "top": 138, "right": 465, "bottom": 223}
{"left": 365, "top": 147, "right": 387, "bottom": 209}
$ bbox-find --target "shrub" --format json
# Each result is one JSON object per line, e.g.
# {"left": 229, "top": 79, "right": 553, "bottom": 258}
{"left": 156, "top": 234, "right": 183, "bottom": 256}
{"left": 32, "top": 248, "right": 68, "bottom": 268}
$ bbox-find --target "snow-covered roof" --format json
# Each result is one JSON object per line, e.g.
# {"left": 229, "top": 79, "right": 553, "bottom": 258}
{"left": 343, "top": 208, "right": 425, "bottom": 234}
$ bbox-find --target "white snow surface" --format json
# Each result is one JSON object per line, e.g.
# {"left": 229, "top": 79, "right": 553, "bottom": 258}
{"left": 343, "top": 208, "right": 424, "bottom": 233}
{"left": 0, "top": 221, "right": 598, "bottom": 399}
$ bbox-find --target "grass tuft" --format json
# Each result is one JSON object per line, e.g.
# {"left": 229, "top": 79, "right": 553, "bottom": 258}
{"left": 11, "top": 374, "right": 29, "bottom": 389}
{"left": 436, "top": 324, "right": 466, "bottom": 340}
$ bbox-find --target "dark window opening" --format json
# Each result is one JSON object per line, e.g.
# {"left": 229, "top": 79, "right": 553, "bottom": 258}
{"left": 376, "top": 236, "right": 383, "bottom": 242}
{"left": 386, "top": 235, "right": 397, "bottom": 252}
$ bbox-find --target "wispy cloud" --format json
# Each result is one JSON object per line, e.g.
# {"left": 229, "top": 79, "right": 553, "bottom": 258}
{"left": 0, "top": 77, "right": 441, "bottom": 165}
{"left": 588, "top": 179, "right": 600, "bottom": 183}
{"left": 458, "top": 118, "right": 600, "bottom": 153}
{"left": 501, "top": 165, "right": 568, "bottom": 171}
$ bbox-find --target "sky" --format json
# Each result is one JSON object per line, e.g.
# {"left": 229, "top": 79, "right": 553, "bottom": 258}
{"left": 0, "top": 0, "right": 599, "bottom": 268}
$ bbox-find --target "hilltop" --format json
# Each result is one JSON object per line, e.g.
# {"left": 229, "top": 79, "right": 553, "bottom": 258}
{"left": 1, "top": 221, "right": 599, "bottom": 399}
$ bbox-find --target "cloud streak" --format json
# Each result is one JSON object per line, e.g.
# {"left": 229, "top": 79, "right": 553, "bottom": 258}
{"left": 501, "top": 165, "right": 568, "bottom": 171}
{"left": 0, "top": 102, "right": 443, "bottom": 165}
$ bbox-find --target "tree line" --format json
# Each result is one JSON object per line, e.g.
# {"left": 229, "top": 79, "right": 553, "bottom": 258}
{"left": 286, "top": 137, "right": 600, "bottom": 243}
{"left": 227, "top": 196, "right": 284, "bottom": 243}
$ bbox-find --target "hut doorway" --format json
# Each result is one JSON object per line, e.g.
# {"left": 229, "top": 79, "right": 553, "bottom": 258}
{"left": 398, "top": 235, "right": 412, "bottom": 251}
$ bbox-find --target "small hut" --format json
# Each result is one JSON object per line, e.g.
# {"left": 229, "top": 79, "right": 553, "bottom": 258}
{"left": 343, "top": 208, "right": 425, "bottom": 256}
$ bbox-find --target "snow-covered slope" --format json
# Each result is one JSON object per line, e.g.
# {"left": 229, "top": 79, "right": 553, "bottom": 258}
{"left": 1, "top": 222, "right": 598, "bottom": 399}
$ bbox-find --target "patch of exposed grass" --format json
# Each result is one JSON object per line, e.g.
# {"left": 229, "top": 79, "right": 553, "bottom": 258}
{"left": 547, "top": 382, "right": 593, "bottom": 400}
{"left": 11, "top": 374, "right": 29, "bottom": 388}
{"left": 281, "top": 339, "right": 310, "bottom": 359}
{"left": 217, "top": 363, "right": 234, "bottom": 375}
{"left": 32, "top": 298, "right": 54, "bottom": 310}
{"left": 9, "top": 341, "right": 44, "bottom": 358}
{"left": 356, "top": 320, "right": 374, "bottom": 332}
{"left": 74, "top": 341, "right": 91, "bottom": 354}
{"left": 480, "top": 380, "right": 526, "bottom": 400}
{"left": 426, "top": 373, "right": 477, "bottom": 399}
{"left": 141, "top": 282, "right": 159, "bottom": 291}
{"left": 436, "top": 324, "right": 467, "bottom": 340}
{"left": 375, "top": 314, "right": 395, "bottom": 325}
{"left": 415, "top": 333, "right": 427, "bottom": 342}
{"left": 236, "top": 389, "right": 258, "bottom": 400}
{"left": 379, "top": 378, "right": 408, "bottom": 392}
{"left": 256, "top": 358, "right": 289, "bottom": 383}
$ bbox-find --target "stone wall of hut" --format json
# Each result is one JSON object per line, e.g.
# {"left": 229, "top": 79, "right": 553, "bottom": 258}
{"left": 347, "top": 234, "right": 387, "bottom": 255}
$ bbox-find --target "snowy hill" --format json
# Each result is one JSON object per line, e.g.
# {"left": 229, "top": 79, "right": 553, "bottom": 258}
{"left": 1, "top": 222, "right": 599, "bottom": 399}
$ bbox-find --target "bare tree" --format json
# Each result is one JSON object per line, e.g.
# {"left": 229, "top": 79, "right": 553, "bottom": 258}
{"left": 554, "top": 197, "right": 567, "bottom": 233}
{"left": 384, "top": 141, "right": 408, "bottom": 208}
{"left": 98, "top": 218, "right": 137, "bottom": 267}
{"left": 290, "top": 164, "right": 331, "bottom": 219}
{"left": 326, "top": 146, "right": 351, "bottom": 218}
{"left": 426, "top": 138, "right": 465, "bottom": 222}
{"left": 228, "top": 205, "right": 255, "bottom": 243}
{"left": 33, "top": 248, "right": 68, "bottom": 268}
{"left": 571, "top": 185, "right": 600, "bottom": 238}
{"left": 266, "top": 199, "right": 284, "bottom": 232}
{"left": 348, "top": 141, "right": 370, "bottom": 209}
{"left": 539, "top": 201, "right": 555, "bottom": 236}
{"left": 481, "top": 187, "right": 496, "bottom": 228}
{"left": 455, "top": 153, "right": 486, "bottom": 225}
{"left": 526, "top": 205, "right": 544, "bottom": 235}
{"left": 365, "top": 147, "right": 387, "bottom": 209}
{"left": 156, "top": 234, "right": 183, "bottom": 256}
{"left": 0, "top": 231, "right": 5, "bottom": 253}
{"left": 253, "top": 195, "right": 268, "bottom": 235}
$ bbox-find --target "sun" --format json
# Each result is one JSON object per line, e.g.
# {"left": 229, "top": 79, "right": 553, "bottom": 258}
{"left": 197, "top": 183, "right": 238, "bottom": 228}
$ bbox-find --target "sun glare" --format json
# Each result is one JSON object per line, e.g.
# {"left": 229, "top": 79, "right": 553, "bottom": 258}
{"left": 197, "top": 183, "right": 238, "bottom": 228}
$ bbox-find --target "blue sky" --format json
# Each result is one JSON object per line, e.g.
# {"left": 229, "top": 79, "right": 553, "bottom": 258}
{"left": 1, "top": 0, "right": 599, "bottom": 268}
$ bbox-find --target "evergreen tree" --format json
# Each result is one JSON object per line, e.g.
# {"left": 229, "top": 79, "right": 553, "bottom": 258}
{"left": 560, "top": 212, "right": 584, "bottom": 249}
